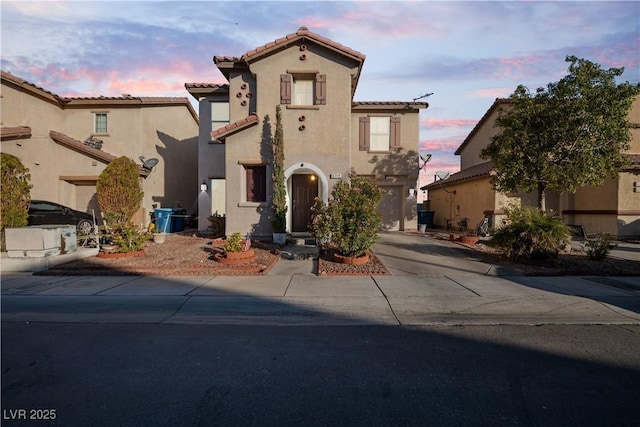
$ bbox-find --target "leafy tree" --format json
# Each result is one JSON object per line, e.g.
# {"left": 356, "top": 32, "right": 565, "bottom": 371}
{"left": 1, "top": 154, "right": 32, "bottom": 250}
{"left": 271, "top": 105, "right": 287, "bottom": 233}
{"left": 96, "top": 156, "right": 143, "bottom": 225}
{"left": 481, "top": 55, "right": 640, "bottom": 210}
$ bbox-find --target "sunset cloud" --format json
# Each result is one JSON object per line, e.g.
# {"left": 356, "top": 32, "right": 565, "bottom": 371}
{"left": 421, "top": 119, "right": 477, "bottom": 130}
{"left": 1, "top": 0, "right": 637, "bottom": 182}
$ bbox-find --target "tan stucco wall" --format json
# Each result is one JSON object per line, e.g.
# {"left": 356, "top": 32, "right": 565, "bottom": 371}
{"left": 459, "top": 107, "right": 503, "bottom": 170}
{"left": 427, "top": 177, "right": 496, "bottom": 231}
{"left": 350, "top": 109, "right": 421, "bottom": 230}
{"left": 224, "top": 41, "right": 363, "bottom": 236}
{"left": 1, "top": 79, "right": 198, "bottom": 226}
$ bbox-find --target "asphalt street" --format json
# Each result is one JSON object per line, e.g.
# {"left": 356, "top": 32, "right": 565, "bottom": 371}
{"left": 2, "top": 323, "right": 640, "bottom": 427}
{"left": 2, "top": 231, "right": 639, "bottom": 426}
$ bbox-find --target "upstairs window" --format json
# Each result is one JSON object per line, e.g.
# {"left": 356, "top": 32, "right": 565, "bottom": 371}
{"left": 370, "top": 117, "right": 390, "bottom": 151}
{"left": 359, "top": 116, "right": 401, "bottom": 151}
{"left": 293, "top": 78, "right": 313, "bottom": 105}
{"left": 94, "top": 112, "right": 108, "bottom": 134}
{"left": 211, "top": 102, "right": 230, "bottom": 133}
{"left": 280, "top": 74, "right": 326, "bottom": 105}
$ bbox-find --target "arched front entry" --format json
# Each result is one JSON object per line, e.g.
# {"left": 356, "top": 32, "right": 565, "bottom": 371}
{"left": 284, "top": 163, "right": 328, "bottom": 233}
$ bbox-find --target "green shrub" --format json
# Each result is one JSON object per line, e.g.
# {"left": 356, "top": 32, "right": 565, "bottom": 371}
{"left": 309, "top": 172, "right": 383, "bottom": 258}
{"left": 96, "top": 156, "right": 143, "bottom": 226}
{"left": 96, "top": 156, "right": 145, "bottom": 253}
{"left": 207, "top": 212, "right": 226, "bottom": 238}
{"left": 490, "top": 204, "right": 570, "bottom": 261}
{"left": 223, "top": 232, "right": 245, "bottom": 253}
{"left": 110, "top": 223, "right": 150, "bottom": 253}
{"left": 583, "top": 233, "right": 616, "bottom": 260}
{"left": 1, "top": 154, "right": 32, "bottom": 251}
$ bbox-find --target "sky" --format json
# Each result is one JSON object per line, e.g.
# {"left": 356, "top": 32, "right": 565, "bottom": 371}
{"left": 2, "top": 0, "right": 639, "bottom": 199}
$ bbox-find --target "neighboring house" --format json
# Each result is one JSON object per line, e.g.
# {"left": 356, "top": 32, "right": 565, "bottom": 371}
{"left": 1, "top": 70, "right": 199, "bottom": 226}
{"left": 422, "top": 96, "right": 640, "bottom": 239}
{"left": 187, "top": 26, "right": 427, "bottom": 237}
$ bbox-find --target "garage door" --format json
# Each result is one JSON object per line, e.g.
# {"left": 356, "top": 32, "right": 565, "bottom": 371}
{"left": 379, "top": 186, "right": 402, "bottom": 231}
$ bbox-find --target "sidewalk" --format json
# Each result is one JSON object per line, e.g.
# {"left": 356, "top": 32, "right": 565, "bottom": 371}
{"left": 2, "top": 272, "right": 639, "bottom": 326}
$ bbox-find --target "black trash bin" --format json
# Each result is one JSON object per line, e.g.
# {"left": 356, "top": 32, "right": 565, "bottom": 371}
{"left": 171, "top": 208, "right": 187, "bottom": 232}
{"left": 418, "top": 211, "right": 435, "bottom": 228}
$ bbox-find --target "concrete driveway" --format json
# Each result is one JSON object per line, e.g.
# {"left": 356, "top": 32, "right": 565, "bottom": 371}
{"left": 373, "top": 231, "right": 523, "bottom": 277}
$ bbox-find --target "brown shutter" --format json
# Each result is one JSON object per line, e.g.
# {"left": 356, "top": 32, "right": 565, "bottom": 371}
{"left": 280, "top": 74, "right": 291, "bottom": 104}
{"left": 315, "top": 74, "right": 326, "bottom": 105}
{"left": 390, "top": 116, "right": 401, "bottom": 148}
{"left": 246, "top": 167, "right": 254, "bottom": 202}
{"left": 359, "top": 116, "right": 370, "bottom": 151}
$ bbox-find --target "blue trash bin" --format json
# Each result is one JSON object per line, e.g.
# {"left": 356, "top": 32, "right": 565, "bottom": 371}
{"left": 171, "top": 208, "right": 187, "bottom": 232}
{"left": 154, "top": 208, "right": 173, "bottom": 233}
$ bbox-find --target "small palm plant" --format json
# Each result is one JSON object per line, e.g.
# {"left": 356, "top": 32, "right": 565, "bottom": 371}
{"left": 490, "top": 204, "right": 570, "bottom": 261}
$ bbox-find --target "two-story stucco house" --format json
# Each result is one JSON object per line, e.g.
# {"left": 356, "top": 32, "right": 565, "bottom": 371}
{"left": 187, "top": 27, "right": 427, "bottom": 238}
{"left": 422, "top": 96, "right": 640, "bottom": 239}
{"left": 1, "top": 71, "right": 199, "bottom": 226}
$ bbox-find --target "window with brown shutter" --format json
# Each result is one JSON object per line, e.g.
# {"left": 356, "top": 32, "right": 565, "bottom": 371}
{"left": 359, "top": 116, "right": 402, "bottom": 151}
{"left": 315, "top": 74, "right": 326, "bottom": 105}
{"left": 245, "top": 165, "right": 267, "bottom": 202}
{"left": 280, "top": 74, "right": 291, "bottom": 105}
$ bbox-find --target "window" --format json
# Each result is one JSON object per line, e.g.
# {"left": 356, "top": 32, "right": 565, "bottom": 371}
{"left": 370, "top": 117, "right": 390, "bottom": 151}
{"left": 94, "top": 112, "right": 108, "bottom": 134}
{"left": 211, "top": 102, "right": 230, "bottom": 131}
{"left": 245, "top": 165, "right": 267, "bottom": 203}
{"left": 293, "top": 78, "right": 313, "bottom": 105}
{"left": 280, "top": 74, "right": 326, "bottom": 105}
{"left": 359, "top": 116, "right": 401, "bottom": 151}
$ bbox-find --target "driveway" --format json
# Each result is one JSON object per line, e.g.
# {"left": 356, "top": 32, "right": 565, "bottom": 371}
{"left": 373, "top": 231, "right": 522, "bottom": 277}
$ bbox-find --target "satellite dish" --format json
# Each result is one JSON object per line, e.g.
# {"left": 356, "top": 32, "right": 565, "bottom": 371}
{"left": 435, "top": 170, "right": 450, "bottom": 180}
{"left": 139, "top": 156, "right": 159, "bottom": 171}
{"left": 420, "top": 154, "right": 432, "bottom": 163}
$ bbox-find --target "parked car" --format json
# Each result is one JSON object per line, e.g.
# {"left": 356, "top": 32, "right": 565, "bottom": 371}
{"left": 28, "top": 200, "right": 95, "bottom": 234}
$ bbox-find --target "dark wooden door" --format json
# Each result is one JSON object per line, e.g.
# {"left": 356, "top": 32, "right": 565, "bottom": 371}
{"left": 292, "top": 174, "right": 318, "bottom": 232}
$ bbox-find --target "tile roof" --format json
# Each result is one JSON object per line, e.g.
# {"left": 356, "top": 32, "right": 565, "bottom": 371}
{"left": 210, "top": 114, "right": 260, "bottom": 142}
{"left": 184, "top": 82, "right": 229, "bottom": 90}
{"left": 49, "top": 130, "right": 117, "bottom": 164}
{"left": 240, "top": 26, "right": 366, "bottom": 62}
{"left": 2, "top": 70, "right": 198, "bottom": 123}
{"left": 49, "top": 130, "right": 151, "bottom": 176}
{"left": 213, "top": 27, "right": 366, "bottom": 95}
{"left": 1, "top": 126, "right": 32, "bottom": 141}
{"left": 184, "top": 82, "right": 229, "bottom": 100}
{"left": 421, "top": 161, "right": 494, "bottom": 191}
{"left": 353, "top": 101, "right": 428, "bottom": 110}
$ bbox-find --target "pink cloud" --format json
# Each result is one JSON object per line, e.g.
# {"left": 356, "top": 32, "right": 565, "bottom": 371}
{"left": 421, "top": 118, "right": 477, "bottom": 129}
{"left": 107, "top": 79, "right": 184, "bottom": 95}
{"left": 420, "top": 137, "right": 464, "bottom": 153}
{"left": 467, "top": 87, "right": 513, "bottom": 99}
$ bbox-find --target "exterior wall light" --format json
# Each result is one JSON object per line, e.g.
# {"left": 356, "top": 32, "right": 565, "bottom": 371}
{"left": 200, "top": 181, "right": 208, "bottom": 192}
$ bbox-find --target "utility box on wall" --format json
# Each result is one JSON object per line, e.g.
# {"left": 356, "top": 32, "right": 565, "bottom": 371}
{"left": 4, "top": 225, "right": 76, "bottom": 258}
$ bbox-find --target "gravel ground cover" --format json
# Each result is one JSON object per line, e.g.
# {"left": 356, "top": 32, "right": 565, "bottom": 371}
{"left": 40, "top": 231, "right": 639, "bottom": 276}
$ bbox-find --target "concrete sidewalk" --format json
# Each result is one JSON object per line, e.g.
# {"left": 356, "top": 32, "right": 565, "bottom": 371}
{"left": 2, "top": 273, "right": 639, "bottom": 326}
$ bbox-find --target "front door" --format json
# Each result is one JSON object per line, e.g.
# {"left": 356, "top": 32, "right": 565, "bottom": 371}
{"left": 292, "top": 174, "right": 319, "bottom": 232}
